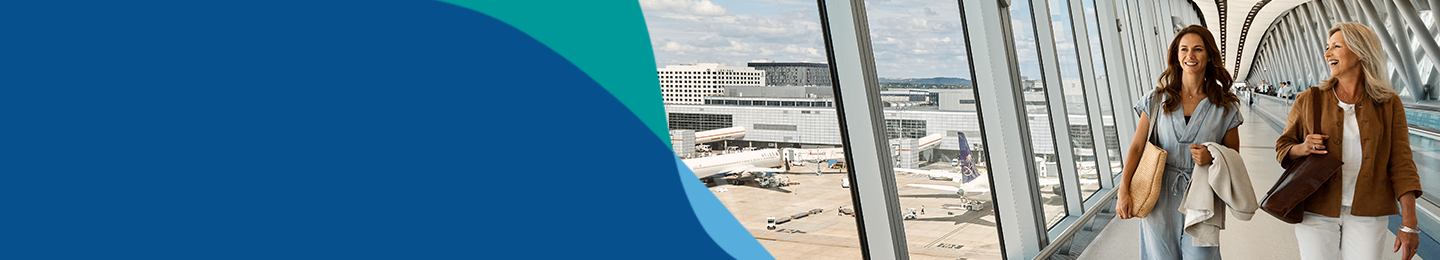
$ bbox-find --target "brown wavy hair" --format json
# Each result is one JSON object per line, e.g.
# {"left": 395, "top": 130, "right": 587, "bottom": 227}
{"left": 1157, "top": 25, "right": 1237, "bottom": 115}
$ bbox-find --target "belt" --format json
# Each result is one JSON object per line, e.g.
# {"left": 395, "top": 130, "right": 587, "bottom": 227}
{"left": 1173, "top": 170, "right": 1192, "bottom": 196}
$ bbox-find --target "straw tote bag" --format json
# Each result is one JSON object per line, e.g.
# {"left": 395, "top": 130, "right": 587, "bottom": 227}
{"left": 1129, "top": 91, "right": 1167, "bottom": 218}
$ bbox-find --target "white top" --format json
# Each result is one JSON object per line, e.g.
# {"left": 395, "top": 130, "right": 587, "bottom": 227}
{"left": 1336, "top": 92, "right": 1362, "bottom": 206}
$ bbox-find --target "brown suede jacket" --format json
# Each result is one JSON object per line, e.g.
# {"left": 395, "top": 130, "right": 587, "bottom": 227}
{"left": 1274, "top": 87, "right": 1422, "bottom": 217}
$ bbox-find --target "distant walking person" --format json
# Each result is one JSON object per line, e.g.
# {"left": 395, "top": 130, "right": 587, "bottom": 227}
{"left": 1116, "top": 25, "right": 1242, "bottom": 260}
{"left": 1275, "top": 23, "right": 1422, "bottom": 260}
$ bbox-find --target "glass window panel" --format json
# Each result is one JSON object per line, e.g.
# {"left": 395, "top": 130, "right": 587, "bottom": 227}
{"left": 861, "top": 1, "right": 1002, "bottom": 258}
{"left": 1413, "top": 131, "right": 1440, "bottom": 203}
{"left": 1010, "top": 0, "right": 1069, "bottom": 228}
{"left": 1046, "top": 0, "right": 1101, "bottom": 201}
{"left": 642, "top": 1, "right": 863, "bottom": 258}
{"left": 1082, "top": 0, "right": 1124, "bottom": 185}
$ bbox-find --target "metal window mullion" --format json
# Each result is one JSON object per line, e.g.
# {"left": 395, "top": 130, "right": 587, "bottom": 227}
{"left": 1070, "top": 0, "right": 1117, "bottom": 188}
{"left": 1307, "top": 3, "right": 1333, "bottom": 83}
{"left": 1098, "top": 0, "right": 1137, "bottom": 153}
{"left": 1359, "top": 0, "right": 1421, "bottom": 101}
{"left": 1125, "top": 0, "right": 1148, "bottom": 91}
{"left": 815, "top": 0, "right": 907, "bottom": 258}
{"left": 1386, "top": 0, "right": 1422, "bottom": 99}
{"left": 1327, "top": 0, "right": 1351, "bottom": 23}
{"left": 1296, "top": 7, "right": 1323, "bottom": 85}
{"left": 960, "top": 0, "right": 1049, "bottom": 258}
{"left": 1296, "top": 13, "right": 1319, "bottom": 85}
{"left": 1313, "top": 3, "right": 1335, "bottom": 81}
{"left": 1431, "top": 0, "right": 1440, "bottom": 31}
{"left": 1284, "top": 24, "right": 1302, "bottom": 85}
{"left": 1029, "top": 0, "right": 1085, "bottom": 221}
{"left": 1301, "top": 6, "right": 1321, "bottom": 85}
{"left": 1275, "top": 43, "right": 1285, "bottom": 84}
{"left": 1283, "top": 20, "right": 1299, "bottom": 85}
{"left": 1395, "top": 0, "right": 1440, "bottom": 90}
{"left": 1274, "top": 28, "right": 1289, "bottom": 84}
{"left": 1310, "top": 6, "right": 1329, "bottom": 84}
{"left": 1138, "top": 0, "right": 1159, "bottom": 86}
{"left": 1296, "top": 24, "right": 1307, "bottom": 85}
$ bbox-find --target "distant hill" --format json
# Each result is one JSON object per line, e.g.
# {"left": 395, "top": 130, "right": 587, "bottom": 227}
{"left": 878, "top": 77, "right": 971, "bottom": 86}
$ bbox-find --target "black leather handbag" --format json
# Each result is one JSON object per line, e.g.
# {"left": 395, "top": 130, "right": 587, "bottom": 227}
{"left": 1261, "top": 90, "right": 1345, "bottom": 224}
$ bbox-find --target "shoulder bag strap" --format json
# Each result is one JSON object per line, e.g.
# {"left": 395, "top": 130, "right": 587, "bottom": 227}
{"left": 1310, "top": 89, "right": 1324, "bottom": 135}
{"left": 1148, "top": 89, "right": 1163, "bottom": 143}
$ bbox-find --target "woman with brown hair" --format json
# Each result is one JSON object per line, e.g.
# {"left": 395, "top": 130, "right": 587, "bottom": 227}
{"left": 1116, "top": 25, "right": 1242, "bottom": 259}
{"left": 1276, "top": 22, "right": 1422, "bottom": 260}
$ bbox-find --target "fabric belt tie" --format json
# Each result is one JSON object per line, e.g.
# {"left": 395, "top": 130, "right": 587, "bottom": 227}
{"left": 1173, "top": 170, "right": 1192, "bottom": 196}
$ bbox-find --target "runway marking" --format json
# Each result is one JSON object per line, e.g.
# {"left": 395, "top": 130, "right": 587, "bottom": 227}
{"left": 925, "top": 222, "right": 974, "bottom": 248}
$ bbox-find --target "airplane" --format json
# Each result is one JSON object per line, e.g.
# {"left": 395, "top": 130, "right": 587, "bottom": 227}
{"left": 896, "top": 133, "right": 1098, "bottom": 210}
{"left": 899, "top": 167, "right": 1101, "bottom": 207}
{"left": 683, "top": 148, "right": 790, "bottom": 188}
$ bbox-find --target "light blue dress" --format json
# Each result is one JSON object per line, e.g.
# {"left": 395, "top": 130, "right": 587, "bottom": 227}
{"left": 1133, "top": 89, "right": 1244, "bottom": 260}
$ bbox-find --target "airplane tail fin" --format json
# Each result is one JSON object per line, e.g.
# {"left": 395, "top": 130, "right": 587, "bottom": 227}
{"left": 955, "top": 132, "right": 980, "bottom": 184}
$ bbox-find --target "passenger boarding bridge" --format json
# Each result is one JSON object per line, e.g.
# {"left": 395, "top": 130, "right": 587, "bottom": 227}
{"left": 646, "top": 0, "right": 1440, "bottom": 259}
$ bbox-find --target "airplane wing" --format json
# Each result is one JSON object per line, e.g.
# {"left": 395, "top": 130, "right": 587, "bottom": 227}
{"left": 907, "top": 184, "right": 962, "bottom": 192}
{"left": 891, "top": 168, "right": 930, "bottom": 175}
{"left": 893, "top": 168, "right": 966, "bottom": 180}
{"left": 717, "top": 165, "right": 784, "bottom": 175}
{"left": 737, "top": 166, "right": 784, "bottom": 173}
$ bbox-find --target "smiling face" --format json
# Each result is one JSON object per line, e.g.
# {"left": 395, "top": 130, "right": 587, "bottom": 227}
{"left": 1176, "top": 33, "right": 1208, "bottom": 75}
{"left": 1326, "top": 32, "right": 1361, "bottom": 79}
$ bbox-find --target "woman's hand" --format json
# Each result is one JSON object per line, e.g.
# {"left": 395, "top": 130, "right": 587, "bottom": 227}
{"left": 1395, "top": 230, "right": 1418, "bottom": 260}
{"left": 1288, "top": 134, "right": 1328, "bottom": 159}
{"left": 1189, "top": 145, "right": 1214, "bottom": 165}
{"left": 1396, "top": 191, "right": 1420, "bottom": 260}
{"left": 1116, "top": 190, "right": 1134, "bottom": 219}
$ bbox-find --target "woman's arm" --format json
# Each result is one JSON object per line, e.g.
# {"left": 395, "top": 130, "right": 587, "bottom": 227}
{"left": 1224, "top": 127, "right": 1240, "bottom": 151}
{"left": 1276, "top": 91, "right": 1315, "bottom": 164}
{"left": 1388, "top": 97, "right": 1422, "bottom": 199}
{"left": 1387, "top": 96, "right": 1422, "bottom": 260}
{"left": 1189, "top": 127, "right": 1238, "bottom": 165}
{"left": 1116, "top": 112, "right": 1152, "bottom": 219}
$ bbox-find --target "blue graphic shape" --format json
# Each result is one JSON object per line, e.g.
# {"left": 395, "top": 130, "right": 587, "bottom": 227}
{"left": 677, "top": 157, "right": 777, "bottom": 260}
{"left": 1, "top": 1, "right": 741, "bottom": 259}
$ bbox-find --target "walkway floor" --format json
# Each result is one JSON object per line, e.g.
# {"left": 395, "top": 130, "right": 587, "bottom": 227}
{"left": 1077, "top": 104, "right": 1423, "bottom": 260}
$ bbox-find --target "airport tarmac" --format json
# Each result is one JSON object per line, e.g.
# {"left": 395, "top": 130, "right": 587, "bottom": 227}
{"left": 707, "top": 161, "right": 1085, "bottom": 260}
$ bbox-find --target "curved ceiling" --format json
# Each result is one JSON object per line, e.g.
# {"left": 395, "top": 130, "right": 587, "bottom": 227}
{"left": 1191, "top": 0, "right": 1316, "bottom": 81}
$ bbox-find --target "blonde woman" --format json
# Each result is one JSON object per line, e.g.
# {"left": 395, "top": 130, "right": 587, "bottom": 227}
{"left": 1275, "top": 23, "right": 1422, "bottom": 260}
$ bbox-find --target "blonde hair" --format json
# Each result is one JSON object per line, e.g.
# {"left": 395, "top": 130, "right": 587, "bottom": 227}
{"left": 1322, "top": 23, "right": 1397, "bottom": 102}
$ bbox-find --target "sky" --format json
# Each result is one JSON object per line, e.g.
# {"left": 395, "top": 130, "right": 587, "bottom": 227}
{"left": 639, "top": 0, "right": 1101, "bottom": 80}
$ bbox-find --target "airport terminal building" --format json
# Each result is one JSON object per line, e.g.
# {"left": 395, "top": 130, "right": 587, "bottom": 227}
{"left": 664, "top": 94, "right": 1118, "bottom": 159}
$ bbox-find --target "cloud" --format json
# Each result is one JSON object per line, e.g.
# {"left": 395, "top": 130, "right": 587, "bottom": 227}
{"left": 640, "top": 0, "right": 730, "bottom": 16}
{"left": 642, "top": 0, "right": 977, "bottom": 78}
{"left": 657, "top": 42, "right": 698, "bottom": 52}
{"left": 643, "top": 0, "right": 827, "bottom": 66}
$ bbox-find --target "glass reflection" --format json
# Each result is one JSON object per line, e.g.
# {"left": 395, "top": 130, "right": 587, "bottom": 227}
{"left": 1010, "top": 0, "right": 1070, "bottom": 228}
{"left": 863, "top": 0, "right": 1002, "bottom": 258}
{"left": 1412, "top": 130, "right": 1440, "bottom": 203}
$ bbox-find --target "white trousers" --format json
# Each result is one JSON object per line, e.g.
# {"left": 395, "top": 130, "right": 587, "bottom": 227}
{"left": 1293, "top": 206, "right": 1390, "bottom": 260}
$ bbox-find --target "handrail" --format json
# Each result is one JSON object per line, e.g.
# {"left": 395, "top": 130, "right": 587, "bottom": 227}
{"left": 1035, "top": 188, "right": 1118, "bottom": 259}
{"left": 1405, "top": 102, "right": 1440, "bottom": 113}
